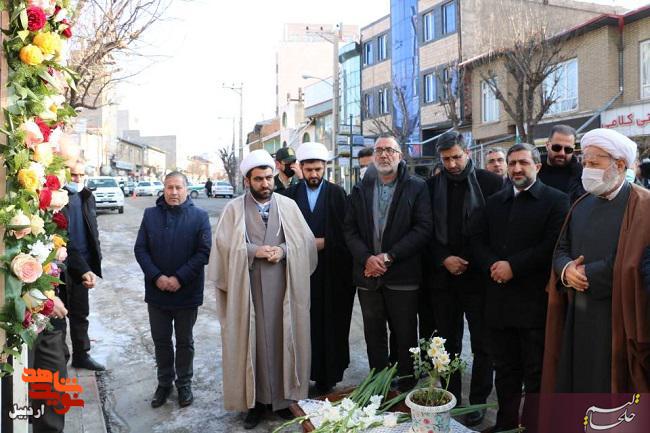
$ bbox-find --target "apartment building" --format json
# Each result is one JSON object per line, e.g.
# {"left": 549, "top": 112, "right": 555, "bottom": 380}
{"left": 468, "top": 5, "right": 650, "bottom": 154}
{"left": 360, "top": 0, "right": 620, "bottom": 162}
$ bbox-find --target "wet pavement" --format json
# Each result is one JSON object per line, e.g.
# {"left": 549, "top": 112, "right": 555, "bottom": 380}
{"left": 85, "top": 194, "right": 495, "bottom": 433}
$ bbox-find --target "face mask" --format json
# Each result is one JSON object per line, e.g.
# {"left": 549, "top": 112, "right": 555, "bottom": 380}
{"left": 66, "top": 182, "right": 79, "bottom": 193}
{"left": 625, "top": 168, "right": 636, "bottom": 183}
{"left": 360, "top": 166, "right": 368, "bottom": 179}
{"left": 582, "top": 165, "right": 618, "bottom": 196}
{"left": 283, "top": 165, "right": 295, "bottom": 178}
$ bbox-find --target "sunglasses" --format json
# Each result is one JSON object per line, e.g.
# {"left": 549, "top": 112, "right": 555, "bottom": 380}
{"left": 550, "top": 144, "right": 574, "bottom": 154}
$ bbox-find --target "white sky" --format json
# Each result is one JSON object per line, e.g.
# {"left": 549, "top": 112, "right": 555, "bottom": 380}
{"left": 117, "top": 0, "right": 648, "bottom": 161}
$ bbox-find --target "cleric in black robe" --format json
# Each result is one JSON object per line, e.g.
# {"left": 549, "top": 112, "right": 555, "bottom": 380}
{"left": 282, "top": 142, "right": 354, "bottom": 393}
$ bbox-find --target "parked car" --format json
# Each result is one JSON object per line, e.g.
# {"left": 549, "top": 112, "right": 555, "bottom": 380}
{"left": 122, "top": 181, "right": 136, "bottom": 195}
{"left": 187, "top": 182, "right": 206, "bottom": 199}
{"left": 212, "top": 181, "right": 234, "bottom": 198}
{"left": 135, "top": 180, "right": 164, "bottom": 196}
{"left": 86, "top": 176, "right": 125, "bottom": 213}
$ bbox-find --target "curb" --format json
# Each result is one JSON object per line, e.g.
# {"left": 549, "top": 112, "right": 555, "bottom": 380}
{"left": 65, "top": 367, "right": 108, "bottom": 433}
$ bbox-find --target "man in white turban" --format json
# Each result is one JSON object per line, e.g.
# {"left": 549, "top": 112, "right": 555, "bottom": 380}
{"left": 280, "top": 142, "right": 355, "bottom": 394}
{"left": 543, "top": 128, "right": 650, "bottom": 395}
{"left": 207, "top": 149, "right": 317, "bottom": 429}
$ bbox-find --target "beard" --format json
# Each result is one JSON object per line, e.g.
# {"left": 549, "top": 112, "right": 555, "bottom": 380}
{"left": 250, "top": 185, "right": 272, "bottom": 201}
{"left": 376, "top": 161, "right": 397, "bottom": 176}
{"left": 307, "top": 176, "right": 323, "bottom": 188}
{"left": 511, "top": 173, "right": 535, "bottom": 189}
{"left": 549, "top": 154, "right": 570, "bottom": 167}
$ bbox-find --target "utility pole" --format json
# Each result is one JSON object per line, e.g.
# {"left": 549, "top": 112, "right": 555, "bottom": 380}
{"left": 306, "top": 24, "right": 343, "bottom": 182}
{"left": 222, "top": 82, "right": 244, "bottom": 193}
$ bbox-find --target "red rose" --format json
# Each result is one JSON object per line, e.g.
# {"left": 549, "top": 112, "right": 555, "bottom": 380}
{"left": 22, "top": 309, "right": 33, "bottom": 329}
{"left": 27, "top": 7, "right": 46, "bottom": 31}
{"left": 52, "top": 212, "right": 68, "bottom": 229}
{"left": 34, "top": 117, "right": 52, "bottom": 142}
{"left": 61, "top": 19, "right": 72, "bottom": 38}
{"left": 39, "top": 188, "right": 52, "bottom": 210}
{"left": 40, "top": 299, "right": 55, "bottom": 317}
{"left": 45, "top": 175, "right": 61, "bottom": 191}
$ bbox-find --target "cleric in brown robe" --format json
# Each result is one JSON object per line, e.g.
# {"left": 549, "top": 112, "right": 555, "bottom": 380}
{"left": 281, "top": 142, "right": 354, "bottom": 394}
{"left": 542, "top": 128, "right": 650, "bottom": 394}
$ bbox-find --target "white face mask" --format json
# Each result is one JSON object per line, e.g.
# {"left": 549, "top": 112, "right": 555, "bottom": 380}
{"left": 581, "top": 164, "right": 620, "bottom": 196}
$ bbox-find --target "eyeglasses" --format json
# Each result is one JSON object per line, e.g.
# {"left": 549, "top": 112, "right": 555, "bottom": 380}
{"left": 582, "top": 153, "right": 613, "bottom": 164}
{"left": 374, "top": 147, "right": 401, "bottom": 156}
{"left": 550, "top": 144, "right": 575, "bottom": 154}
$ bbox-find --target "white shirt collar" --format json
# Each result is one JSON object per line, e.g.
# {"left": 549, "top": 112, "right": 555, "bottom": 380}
{"left": 513, "top": 180, "right": 536, "bottom": 197}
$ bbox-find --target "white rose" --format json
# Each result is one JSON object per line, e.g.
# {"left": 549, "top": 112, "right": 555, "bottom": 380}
{"left": 30, "top": 214, "right": 45, "bottom": 236}
{"left": 383, "top": 413, "right": 398, "bottom": 427}
{"left": 49, "top": 190, "right": 69, "bottom": 212}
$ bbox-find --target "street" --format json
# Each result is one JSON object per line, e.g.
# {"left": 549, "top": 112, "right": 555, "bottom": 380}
{"left": 87, "top": 194, "right": 495, "bottom": 433}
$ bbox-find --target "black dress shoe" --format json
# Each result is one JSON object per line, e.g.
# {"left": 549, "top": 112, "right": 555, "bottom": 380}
{"left": 275, "top": 408, "right": 294, "bottom": 420}
{"left": 178, "top": 386, "right": 193, "bottom": 407}
{"left": 151, "top": 385, "right": 172, "bottom": 408}
{"left": 465, "top": 409, "right": 486, "bottom": 427}
{"left": 243, "top": 404, "right": 264, "bottom": 429}
{"left": 71, "top": 355, "right": 106, "bottom": 371}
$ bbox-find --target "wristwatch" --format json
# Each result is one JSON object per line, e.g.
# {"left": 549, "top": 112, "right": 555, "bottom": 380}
{"left": 383, "top": 253, "right": 393, "bottom": 266}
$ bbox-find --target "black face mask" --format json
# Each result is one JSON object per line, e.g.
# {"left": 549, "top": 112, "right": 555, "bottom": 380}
{"left": 283, "top": 165, "right": 295, "bottom": 178}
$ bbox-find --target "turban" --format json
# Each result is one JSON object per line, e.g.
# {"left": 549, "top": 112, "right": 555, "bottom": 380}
{"left": 581, "top": 128, "right": 637, "bottom": 168}
{"left": 240, "top": 149, "right": 275, "bottom": 176}
{"left": 296, "top": 142, "right": 330, "bottom": 162}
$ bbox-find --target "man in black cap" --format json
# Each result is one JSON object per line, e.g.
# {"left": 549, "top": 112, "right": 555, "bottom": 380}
{"left": 274, "top": 147, "right": 302, "bottom": 192}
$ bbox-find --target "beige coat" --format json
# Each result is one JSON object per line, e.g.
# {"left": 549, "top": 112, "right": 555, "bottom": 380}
{"left": 208, "top": 193, "right": 317, "bottom": 411}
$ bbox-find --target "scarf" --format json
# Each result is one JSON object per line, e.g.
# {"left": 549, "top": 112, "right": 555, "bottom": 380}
{"left": 433, "top": 158, "right": 485, "bottom": 245}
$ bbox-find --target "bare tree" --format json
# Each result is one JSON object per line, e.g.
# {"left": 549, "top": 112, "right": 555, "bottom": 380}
{"left": 219, "top": 147, "right": 237, "bottom": 188}
{"left": 468, "top": 0, "right": 580, "bottom": 144}
{"left": 435, "top": 62, "right": 465, "bottom": 128}
{"left": 66, "top": 0, "right": 173, "bottom": 109}
{"left": 368, "top": 86, "right": 417, "bottom": 164}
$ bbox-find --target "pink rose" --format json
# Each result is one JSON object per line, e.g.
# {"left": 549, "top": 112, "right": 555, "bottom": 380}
{"left": 55, "top": 247, "right": 67, "bottom": 262}
{"left": 27, "top": 6, "right": 46, "bottom": 31}
{"left": 23, "top": 310, "right": 34, "bottom": 329}
{"left": 11, "top": 253, "right": 44, "bottom": 283}
{"left": 9, "top": 212, "right": 32, "bottom": 239}
{"left": 20, "top": 119, "right": 44, "bottom": 149}
{"left": 40, "top": 299, "right": 55, "bottom": 316}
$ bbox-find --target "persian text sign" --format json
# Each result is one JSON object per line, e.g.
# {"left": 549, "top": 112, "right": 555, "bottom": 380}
{"left": 602, "top": 103, "right": 650, "bottom": 137}
{"left": 20, "top": 368, "right": 84, "bottom": 417}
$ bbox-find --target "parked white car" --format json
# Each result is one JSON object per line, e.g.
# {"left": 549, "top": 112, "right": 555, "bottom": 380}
{"left": 86, "top": 176, "right": 125, "bottom": 213}
{"left": 212, "top": 181, "right": 234, "bottom": 198}
{"left": 135, "top": 181, "right": 164, "bottom": 196}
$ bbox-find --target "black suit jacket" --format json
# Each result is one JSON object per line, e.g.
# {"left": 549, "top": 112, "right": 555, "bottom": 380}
{"left": 63, "top": 187, "right": 102, "bottom": 282}
{"left": 425, "top": 168, "right": 504, "bottom": 288}
{"left": 344, "top": 161, "right": 433, "bottom": 289}
{"left": 473, "top": 180, "right": 569, "bottom": 328}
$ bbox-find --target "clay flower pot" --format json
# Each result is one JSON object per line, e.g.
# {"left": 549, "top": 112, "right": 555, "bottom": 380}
{"left": 406, "top": 388, "right": 457, "bottom": 433}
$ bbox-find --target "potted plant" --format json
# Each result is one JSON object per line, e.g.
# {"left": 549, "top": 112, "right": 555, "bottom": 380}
{"left": 406, "top": 336, "right": 466, "bottom": 433}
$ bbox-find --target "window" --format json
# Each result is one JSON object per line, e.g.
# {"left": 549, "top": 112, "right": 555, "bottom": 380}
{"left": 423, "top": 11, "right": 435, "bottom": 42}
{"left": 377, "top": 34, "right": 387, "bottom": 61}
{"left": 363, "top": 41, "right": 373, "bottom": 66}
{"left": 544, "top": 58, "right": 578, "bottom": 115}
{"left": 442, "top": 1, "right": 456, "bottom": 34}
{"left": 424, "top": 73, "right": 436, "bottom": 103}
{"left": 481, "top": 80, "right": 499, "bottom": 123}
{"left": 302, "top": 132, "right": 311, "bottom": 143}
{"left": 378, "top": 88, "right": 389, "bottom": 115}
{"left": 364, "top": 93, "right": 373, "bottom": 118}
{"left": 642, "top": 40, "right": 650, "bottom": 99}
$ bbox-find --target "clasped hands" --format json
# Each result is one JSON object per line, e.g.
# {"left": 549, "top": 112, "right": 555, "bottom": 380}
{"left": 564, "top": 255, "right": 589, "bottom": 291}
{"left": 255, "top": 245, "right": 284, "bottom": 263}
{"left": 364, "top": 254, "right": 387, "bottom": 278}
{"left": 156, "top": 275, "right": 182, "bottom": 292}
{"left": 489, "top": 260, "right": 513, "bottom": 284}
